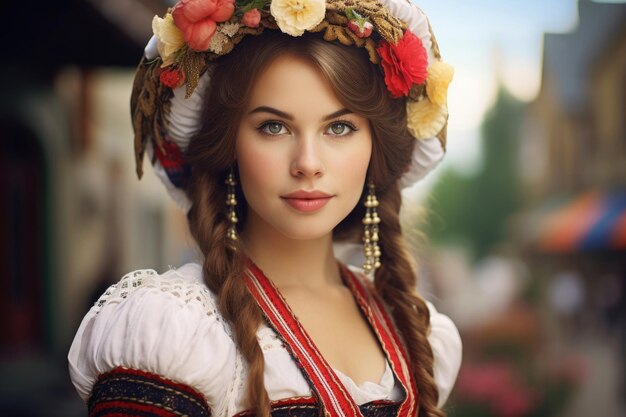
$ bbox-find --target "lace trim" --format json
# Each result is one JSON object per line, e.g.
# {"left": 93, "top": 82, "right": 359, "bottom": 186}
{"left": 257, "top": 326, "right": 285, "bottom": 352}
{"left": 91, "top": 268, "right": 233, "bottom": 336}
{"left": 224, "top": 351, "right": 246, "bottom": 417}
{"left": 94, "top": 269, "right": 157, "bottom": 313}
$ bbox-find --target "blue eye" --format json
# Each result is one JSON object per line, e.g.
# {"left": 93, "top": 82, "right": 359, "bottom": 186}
{"left": 326, "top": 121, "right": 357, "bottom": 136}
{"left": 259, "top": 122, "right": 288, "bottom": 135}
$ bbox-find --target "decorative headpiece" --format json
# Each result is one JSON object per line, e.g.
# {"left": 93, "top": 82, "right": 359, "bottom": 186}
{"left": 131, "top": 0, "right": 453, "bottom": 210}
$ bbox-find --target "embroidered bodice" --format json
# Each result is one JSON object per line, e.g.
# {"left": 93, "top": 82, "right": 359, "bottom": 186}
{"left": 68, "top": 263, "right": 462, "bottom": 416}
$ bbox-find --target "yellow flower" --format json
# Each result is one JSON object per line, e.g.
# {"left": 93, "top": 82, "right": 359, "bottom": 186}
{"left": 152, "top": 13, "right": 185, "bottom": 67}
{"left": 270, "top": 0, "right": 326, "bottom": 36}
{"left": 406, "top": 98, "right": 448, "bottom": 140}
{"left": 426, "top": 60, "right": 454, "bottom": 107}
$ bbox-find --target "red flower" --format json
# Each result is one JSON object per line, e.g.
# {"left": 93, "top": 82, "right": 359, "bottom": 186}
{"left": 172, "top": 0, "right": 235, "bottom": 51}
{"left": 160, "top": 67, "right": 186, "bottom": 88}
{"left": 376, "top": 30, "right": 428, "bottom": 98}
{"left": 154, "top": 139, "right": 184, "bottom": 171}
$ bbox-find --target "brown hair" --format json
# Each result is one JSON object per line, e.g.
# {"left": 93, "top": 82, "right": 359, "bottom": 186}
{"left": 185, "top": 32, "right": 443, "bottom": 417}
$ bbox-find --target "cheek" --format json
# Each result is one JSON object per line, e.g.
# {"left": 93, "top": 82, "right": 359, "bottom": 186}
{"left": 333, "top": 139, "right": 372, "bottom": 208}
{"left": 235, "top": 136, "right": 283, "bottom": 198}
{"left": 340, "top": 139, "right": 372, "bottom": 185}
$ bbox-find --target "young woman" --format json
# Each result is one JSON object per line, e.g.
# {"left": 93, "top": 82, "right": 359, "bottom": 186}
{"left": 68, "top": 1, "right": 461, "bottom": 416}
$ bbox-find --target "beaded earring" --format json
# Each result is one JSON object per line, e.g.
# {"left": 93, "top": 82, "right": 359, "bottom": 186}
{"left": 225, "top": 169, "right": 238, "bottom": 241}
{"left": 363, "top": 182, "right": 381, "bottom": 273}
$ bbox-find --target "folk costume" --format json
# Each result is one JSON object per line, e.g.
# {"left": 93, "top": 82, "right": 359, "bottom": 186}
{"left": 69, "top": 0, "right": 461, "bottom": 415}
{"left": 69, "top": 263, "right": 461, "bottom": 416}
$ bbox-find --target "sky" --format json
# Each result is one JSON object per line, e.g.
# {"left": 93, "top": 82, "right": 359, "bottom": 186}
{"left": 413, "top": 0, "right": 581, "bottom": 182}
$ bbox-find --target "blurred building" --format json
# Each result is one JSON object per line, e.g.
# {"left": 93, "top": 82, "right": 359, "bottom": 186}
{"left": 520, "top": 0, "right": 626, "bottom": 252}
{"left": 0, "top": 1, "right": 193, "bottom": 415}
{"left": 517, "top": 1, "right": 626, "bottom": 414}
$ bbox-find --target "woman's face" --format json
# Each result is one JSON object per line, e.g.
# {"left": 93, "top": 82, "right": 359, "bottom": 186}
{"left": 235, "top": 54, "right": 372, "bottom": 241}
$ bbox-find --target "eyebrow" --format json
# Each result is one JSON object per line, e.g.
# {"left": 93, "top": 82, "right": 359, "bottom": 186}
{"left": 248, "top": 106, "right": 353, "bottom": 121}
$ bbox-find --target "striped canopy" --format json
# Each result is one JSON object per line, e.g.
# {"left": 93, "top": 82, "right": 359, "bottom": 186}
{"left": 533, "top": 190, "right": 626, "bottom": 252}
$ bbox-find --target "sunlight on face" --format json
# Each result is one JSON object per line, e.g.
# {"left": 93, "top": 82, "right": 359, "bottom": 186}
{"left": 235, "top": 55, "right": 372, "bottom": 242}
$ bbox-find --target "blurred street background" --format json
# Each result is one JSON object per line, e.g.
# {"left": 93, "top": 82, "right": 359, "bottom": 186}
{"left": 1, "top": 0, "right": 625, "bottom": 416}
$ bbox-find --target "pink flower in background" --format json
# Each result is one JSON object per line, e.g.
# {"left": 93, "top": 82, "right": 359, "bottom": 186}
{"left": 551, "top": 353, "right": 588, "bottom": 386}
{"left": 456, "top": 362, "right": 538, "bottom": 417}
{"left": 172, "top": 0, "right": 235, "bottom": 51}
{"left": 242, "top": 9, "right": 261, "bottom": 28}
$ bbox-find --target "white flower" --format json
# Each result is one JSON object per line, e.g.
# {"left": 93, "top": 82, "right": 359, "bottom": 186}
{"left": 208, "top": 31, "right": 229, "bottom": 54}
{"left": 209, "top": 22, "right": 241, "bottom": 55}
{"left": 219, "top": 22, "right": 241, "bottom": 37}
{"left": 270, "top": 0, "right": 326, "bottom": 37}
{"left": 152, "top": 13, "right": 185, "bottom": 67}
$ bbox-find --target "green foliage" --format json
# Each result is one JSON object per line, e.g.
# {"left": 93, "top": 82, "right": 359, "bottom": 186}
{"left": 425, "top": 87, "right": 524, "bottom": 260}
{"left": 236, "top": 0, "right": 270, "bottom": 13}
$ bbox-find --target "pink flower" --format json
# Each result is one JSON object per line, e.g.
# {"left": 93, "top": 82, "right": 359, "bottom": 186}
{"left": 242, "top": 9, "right": 261, "bottom": 28}
{"left": 345, "top": 8, "right": 373, "bottom": 38}
{"left": 172, "top": 0, "right": 235, "bottom": 51}
{"left": 456, "top": 363, "right": 538, "bottom": 417}
{"left": 347, "top": 19, "right": 373, "bottom": 38}
{"left": 159, "top": 67, "right": 186, "bottom": 88}
{"left": 376, "top": 30, "right": 428, "bottom": 98}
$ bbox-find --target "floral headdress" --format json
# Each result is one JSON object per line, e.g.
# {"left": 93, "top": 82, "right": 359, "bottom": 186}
{"left": 131, "top": 0, "right": 453, "bottom": 210}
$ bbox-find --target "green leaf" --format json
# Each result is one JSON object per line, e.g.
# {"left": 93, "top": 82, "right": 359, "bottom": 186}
{"left": 344, "top": 8, "right": 364, "bottom": 21}
{"left": 238, "top": 0, "right": 269, "bottom": 13}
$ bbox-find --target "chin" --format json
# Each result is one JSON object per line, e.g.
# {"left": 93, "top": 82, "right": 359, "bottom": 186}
{"left": 271, "top": 219, "right": 338, "bottom": 241}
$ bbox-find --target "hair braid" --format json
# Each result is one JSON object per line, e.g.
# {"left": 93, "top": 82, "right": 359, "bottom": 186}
{"left": 187, "top": 172, "right": 271, "bottom": 416}
{"left": 374, "top": 184, "right": 444, "bottom": 417}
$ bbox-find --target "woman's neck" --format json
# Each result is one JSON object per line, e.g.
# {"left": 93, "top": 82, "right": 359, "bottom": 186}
{"left": 241, "top": 218, "right": 341, "bottom": 291}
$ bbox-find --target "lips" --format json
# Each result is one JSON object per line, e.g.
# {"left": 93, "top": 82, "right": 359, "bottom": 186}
{"left": 281, "top": 190, "right": 334, "bottom": 213}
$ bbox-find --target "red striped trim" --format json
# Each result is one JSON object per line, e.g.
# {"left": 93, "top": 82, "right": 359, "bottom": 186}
{"left": 91, "top": 400, "right": 180, "bottom": 417}
{"left": 234, "top": 396, "right": 317, "bottom": 417}
{"left": 89, "top": 367, "right": 210, "bottom": 417}
{"left": 245, "top": 261, "right": 363, "bottom": 417}
{"left": 270, "top": 396, "right": 317, "bottom": 407}
{"left": 340, "top": 265, "right": 419, "bottom": 416}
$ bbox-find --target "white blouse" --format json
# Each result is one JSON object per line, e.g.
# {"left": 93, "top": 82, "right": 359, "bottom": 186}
{"left": 68, "top": 263, "right": 462, "bottom": 416}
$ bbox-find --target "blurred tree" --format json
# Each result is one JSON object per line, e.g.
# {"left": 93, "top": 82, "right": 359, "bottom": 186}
{"left": 425, "top": 87, "right": 524, "bottom": 260}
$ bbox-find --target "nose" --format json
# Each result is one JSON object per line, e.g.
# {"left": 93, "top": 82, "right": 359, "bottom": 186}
{"left": 290, "top": 135, "right": 325, "bottom": 178}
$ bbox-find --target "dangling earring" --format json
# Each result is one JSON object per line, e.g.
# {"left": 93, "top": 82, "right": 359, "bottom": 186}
{"left": 363, "top": 181, "right": 381, "bottom": 273}
{"left": 225, "top": 168, "right": 238, "bottom": 242}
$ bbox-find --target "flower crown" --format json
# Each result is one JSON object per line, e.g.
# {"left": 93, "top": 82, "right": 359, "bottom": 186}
{"left": 131, "top": 0, "right": 453, "bottom": 210}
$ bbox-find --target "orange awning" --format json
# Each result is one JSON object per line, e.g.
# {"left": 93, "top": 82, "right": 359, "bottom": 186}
{"left": 535, "top": 190, "right": 626, "bottom": 252}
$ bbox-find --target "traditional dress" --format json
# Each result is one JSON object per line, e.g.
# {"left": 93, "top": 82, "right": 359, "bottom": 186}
{"left": 68, "top": 262, "right": 462, "bottom": 416}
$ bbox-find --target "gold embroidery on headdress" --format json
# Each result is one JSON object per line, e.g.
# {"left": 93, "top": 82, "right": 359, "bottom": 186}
{"left": 180, "top": 51, "right": 205, "bottom": 99}
{"left": 132, "top": 58, "right": 162, "bottom": 179}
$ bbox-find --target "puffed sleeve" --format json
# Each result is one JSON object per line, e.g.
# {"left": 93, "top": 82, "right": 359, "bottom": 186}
{"left": 68, "top": 263, "right": 238, "bottom": 416}
{"left": 426, "top": 301, "right": 462, "bottom": 407}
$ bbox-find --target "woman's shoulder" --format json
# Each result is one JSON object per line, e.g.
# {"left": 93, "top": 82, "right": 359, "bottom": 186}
{"left": 68, "top": 263, "right": 238, "bottom": 414}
